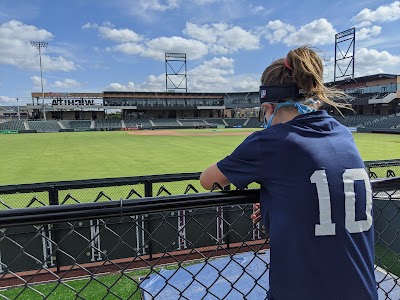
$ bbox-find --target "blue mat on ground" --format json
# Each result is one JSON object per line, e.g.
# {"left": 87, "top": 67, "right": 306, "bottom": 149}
{"left": 139, "top": 250, "right": 400, "bottom": 299}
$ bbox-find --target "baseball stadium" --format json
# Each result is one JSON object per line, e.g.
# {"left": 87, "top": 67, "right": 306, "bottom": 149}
{"left": 1, "top": 32, "right": 400, "bottom": 299}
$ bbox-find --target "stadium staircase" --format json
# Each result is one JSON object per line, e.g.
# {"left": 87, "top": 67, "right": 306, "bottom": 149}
{"left": 58, "top": 121, "right": 65, "bottom": 129}
{"left": 369, "top": 92, "right": 397, "bottom": 104}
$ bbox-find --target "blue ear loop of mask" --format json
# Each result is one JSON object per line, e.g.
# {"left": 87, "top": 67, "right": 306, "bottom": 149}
{"left": 263, "top": 99, "right": 318, "bottom": 128}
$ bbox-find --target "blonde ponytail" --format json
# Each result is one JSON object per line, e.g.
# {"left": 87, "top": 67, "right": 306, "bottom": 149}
{"left": 261, "top": 46, "right": 353, "bottom": 113}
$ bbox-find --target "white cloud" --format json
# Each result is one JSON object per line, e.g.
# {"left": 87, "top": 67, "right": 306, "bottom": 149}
{"left": 218, "top": 26, "right": 259, "bottom": 50}
{"left": 40, "top": 56, "right": 77, "bottom": 72}
{"left": 324, "top": 47, "right": 400, "bottom": 82}
{"left": 111, "top": 37, "right": 209, "bottom": 61}
{"left": 0, "top": 20, "right": 77, "bottom": 72}
{"left": 231, "top": 77, "right": 258, "bottom": 91}
{"left": 105, "top": 82, "right": 136, "bottom": 91}
{"left": 265, "top": 20, "right": 295, "bottom": 44}
{"left": 354, "top": 21, "right": 372, "bottom": 28}
{"left": 110, "top": 43, "right": 146, "bottom": 55}
{"left": 187, "top": 56, "right": 235, "bottom": 91}
{"left": 52, "top": 79, "right": 81, "bottom": 89}
{"left": 283, "top": 18, "right": 336, "bottom": 46}
{"left": 356, "top": 26, "right": 381, "bottom": 41}
{"left": 143, "top": 74, "right": 166, "bottom": 91}
{"left": 203, "top": 56, "right": 234, "bottom": 68}
{"left": 83, "top": 22, "right": 143, "bottom": 43}
{"left": 145, "top": 36, "right": 209, "bottom": 60}
{"left": 184, "top": 23, "right": 218, "bottom": 43}
{"left": 184, "top": 22, "right": 260, "bottom": 54}
{"left": 31, "top": 76, "right": 47, "bottom": 88}
{"left": 0, "top": 96, "right": 17, "bottom": 106}
{"left": 353, "top": 1, "right": 400, "bottom": 23}
{"left": 192, "top": 0, "right": 219, "bottom": 4}
{"left": 91, "top": 21, "right": 259, "bottom": 61}
{"left": 0, "top": 19, "right": 52, "bottom": 41}
{"left": 354, "top": 48, "right": 400, "bottom": 76}
{"left": 139, "top": 0, "right": 180, "bottom": 11}
{"left": 250, "top": 5, "right": 265, "bottom": 14}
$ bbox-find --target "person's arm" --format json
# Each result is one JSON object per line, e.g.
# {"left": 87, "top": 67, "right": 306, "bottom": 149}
{"left": 252, "top": 203, "right": 261, "bottom": 223}
{"left": 200, "top": 163, "right": 230, "bottom": 190}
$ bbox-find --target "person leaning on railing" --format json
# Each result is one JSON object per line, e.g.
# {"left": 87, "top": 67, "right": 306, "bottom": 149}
{"left": 200, "top": 46, "right": 378, "bottom": 300}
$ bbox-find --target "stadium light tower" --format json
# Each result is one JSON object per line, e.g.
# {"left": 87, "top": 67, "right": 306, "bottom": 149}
{"left": 30, "top": 41, "right": 48, "bottom": 121}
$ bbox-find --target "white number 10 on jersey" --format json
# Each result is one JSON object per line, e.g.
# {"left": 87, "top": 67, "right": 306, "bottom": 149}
{"left": 310, "top": 168, "right": 373, "bottom": 236}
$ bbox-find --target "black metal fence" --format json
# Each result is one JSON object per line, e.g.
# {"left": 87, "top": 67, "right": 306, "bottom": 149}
{"left": 0, "top": 162, "right": 400, "bottom": 299}
{"left": 365, "top": 159, "right": 400, "bottom": 179}
{"left": 1, "top": 159, "right": 399, "bottom": 211}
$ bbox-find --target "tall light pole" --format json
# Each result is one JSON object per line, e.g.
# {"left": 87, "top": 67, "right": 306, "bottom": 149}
{"left": 16, "top": 97, "right": 20, "bottom": 120}
{"left": 30, "top": 41, "right": 48, "bottom": 121}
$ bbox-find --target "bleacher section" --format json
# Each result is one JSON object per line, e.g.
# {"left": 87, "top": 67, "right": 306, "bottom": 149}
{"left": 27, "top": 121, "right": 61, "bottom": 132}
{"left": 204, "top": 119, "right": 226, "bottom": 126}
{"left": 179, "top": 119, "right": 209, "bottom": 128}
{"left": 2, "top": 115, "right": 399, "bottom": 133}
{"left": 0, "top": 120, "right": 25, "bottom": 131}
{"left": 95, "top": 119, "right": 122, "bottom": 129}
{"left": 333, "top": 115, "right": 382, "bottom": 127}
{"left": 224, "top": 118, "right": 246, "bottom": 127}
{"left": 151, "top": 118, "right": 180, "bottom": 129}
{"left": 244, "top": 117, "right": 263, "bottom": 128}
{"left": 124, "top": 119, "right": 152, "bottom": 129}
{"left": 59, "top": 120, "right": 91, "bottom": 130}
{"left": 363, "top": 115, "right": 400, "bottom": 129}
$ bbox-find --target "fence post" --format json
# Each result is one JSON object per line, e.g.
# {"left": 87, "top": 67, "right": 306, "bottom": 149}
{"left": 144, "top": 180, "right": 153, "bottom": 197}
{"left": 223, "top": 185, "right": 230, "bottom": 248}
{"left": 48, "top": 186, "right": 61, "bottom": 273}
{"left": 144, "top": 180, "right": 153, "bottom": 259}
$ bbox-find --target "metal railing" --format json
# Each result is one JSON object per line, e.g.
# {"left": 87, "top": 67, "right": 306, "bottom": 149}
{"left": 0, "top": 176, "right": 400, "bottom": 299}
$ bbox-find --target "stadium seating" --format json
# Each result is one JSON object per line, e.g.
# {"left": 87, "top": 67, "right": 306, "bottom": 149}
{"left": 59, "top": 120, "right": 91, "bottom": 130}
{"left": 151, "top": 118, "right": 181, "bottom": 128}
{"left": 244, "top": 117, "right": 263, "bottom": 128}
{"left": 333, "top": 115, "right": 382, "bottom": 127}
{"left": 224, "top": 118, "right": 246, "bottom": 127}
{"left": 124, "top": 119, "right": 152, "bottom": 129}
{"left": 0, "top": 120, "right": 25, "bottom": 131}
{"left": 178, "top": 119, "right": 209, "bottom": 127}
{"left": 363, "top": 115, "right": 400, "bottom": 129}
{"left": 95, "top": 119, "right": 122, "bottom": 129}
{"left": 27, "top": 121, "right": 61, "bottom": 132}
{"left": 204, "top": 118, "right": 226, "bottom": 126}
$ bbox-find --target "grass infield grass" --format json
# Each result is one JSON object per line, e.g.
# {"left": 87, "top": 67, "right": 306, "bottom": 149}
{"left": 0, "top": 129, "right": 399, "bottom": 185}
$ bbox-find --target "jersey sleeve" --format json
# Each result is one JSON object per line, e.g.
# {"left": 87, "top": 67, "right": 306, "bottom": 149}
{"left": 217, "top": 132, "right": 263, "bottom": 189}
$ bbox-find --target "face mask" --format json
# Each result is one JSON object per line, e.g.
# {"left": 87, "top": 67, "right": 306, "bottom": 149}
{"left": 262, "top": 100, "right": 317, "bottom": 128}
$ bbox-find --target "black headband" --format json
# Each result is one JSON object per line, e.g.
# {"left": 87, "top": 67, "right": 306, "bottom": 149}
{"left": 259, "top": 85, "right": 300, "bottom": 104}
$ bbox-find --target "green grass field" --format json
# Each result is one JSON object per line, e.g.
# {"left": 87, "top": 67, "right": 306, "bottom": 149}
{"left": 0, "top": 129, "right": 399, "bottom": 185}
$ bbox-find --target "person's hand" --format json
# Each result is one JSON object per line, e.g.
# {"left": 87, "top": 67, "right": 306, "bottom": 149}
{"left": 252, "top": 203, "right": 261, "bottom": 223}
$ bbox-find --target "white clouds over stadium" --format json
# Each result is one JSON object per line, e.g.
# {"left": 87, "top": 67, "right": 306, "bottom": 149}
{"left": 0, "top": 1, "right": 399, "bottom": 104}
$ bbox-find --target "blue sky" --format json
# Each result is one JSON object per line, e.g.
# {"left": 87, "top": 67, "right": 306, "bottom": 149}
{"left": 0, "top": 0, "right": 399, "bottom": 105}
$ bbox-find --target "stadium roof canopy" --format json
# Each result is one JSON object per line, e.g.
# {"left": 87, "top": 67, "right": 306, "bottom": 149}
{"left": 325, "top": 73, "right": 399, "bottom": 87}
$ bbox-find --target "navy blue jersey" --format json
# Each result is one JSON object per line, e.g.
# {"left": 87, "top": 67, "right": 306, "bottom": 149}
{"left": 217, "top": 110, "right": 378, "bottom": 300}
